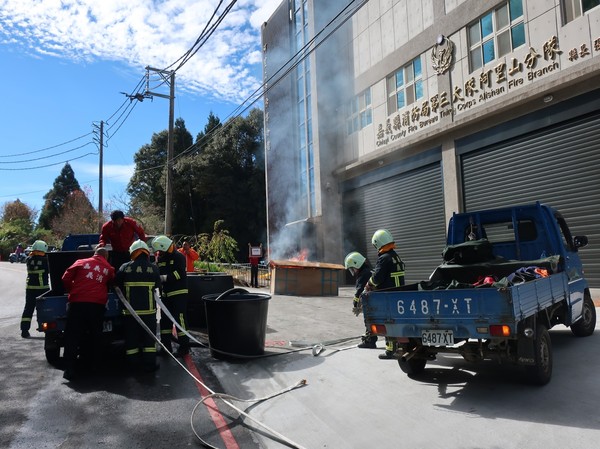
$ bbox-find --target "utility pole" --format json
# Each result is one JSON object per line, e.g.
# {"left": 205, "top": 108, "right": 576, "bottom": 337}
{"left": 93, "top": 120, "right": 105, "bottom": 233}
{"left": 98, "top": 120, "right": 104, "bottom": 232}
{"left": 144, "top": 66, "right": 175, "bottom": 236}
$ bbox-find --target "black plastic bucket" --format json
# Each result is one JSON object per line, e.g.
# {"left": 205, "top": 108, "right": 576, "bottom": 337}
{"left": 187, "top": 273, "right": 234, "bottom": 329}
{"left": 203, "top": 288, "right": 270, "bottom": 359}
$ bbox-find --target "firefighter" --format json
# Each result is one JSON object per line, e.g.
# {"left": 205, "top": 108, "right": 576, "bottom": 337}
{"left": 344, "top": 251, "right": 377, "bottom": 349}
{"left": 151, "top": 235, "right": 190, "bottom": 357}
{"left": 98, "top": 210, "right": 146, "bottom": 270}
{"left": 20, "top": 240, "right": 50, "bottom": 338}
{"left": 115, "top": 240, "right": 162, "bottom": 373}
{"left": 365, "top": 229, "right": 406, "bottom": 359}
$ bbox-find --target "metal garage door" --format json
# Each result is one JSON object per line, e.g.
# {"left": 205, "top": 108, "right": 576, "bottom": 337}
{"left": 461, "top": 111, "right": 600, "bottom": 286}
{"left": 343, "top": 163, "right": 447, "bottom": 283}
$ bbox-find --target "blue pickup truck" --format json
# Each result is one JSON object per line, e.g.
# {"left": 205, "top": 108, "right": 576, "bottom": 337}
{"left": 363, "top": 203, "right": 596, "bottom": 385}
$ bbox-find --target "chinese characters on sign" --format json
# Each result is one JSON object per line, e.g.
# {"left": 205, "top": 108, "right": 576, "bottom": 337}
{"left": 375, "top": 35, "right": 590, "bottom": 149}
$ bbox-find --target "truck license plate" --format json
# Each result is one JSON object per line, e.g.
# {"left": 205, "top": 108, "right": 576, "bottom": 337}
{"left": 102, "top": 320, "right": 112, "bottom": 332}
{"left": 421, "top": 330, "right": 453, "bottom": 346}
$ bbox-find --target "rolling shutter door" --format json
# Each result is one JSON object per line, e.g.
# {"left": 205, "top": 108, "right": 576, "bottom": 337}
{"left": 461, "top": 111, "right": 600, "bottom": 286}
{"left": 344, "top": 163, "right": 447, "bottom": 283}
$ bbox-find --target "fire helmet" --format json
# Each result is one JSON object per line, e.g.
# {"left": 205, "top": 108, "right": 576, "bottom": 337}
{"left": 344, "top": 252, "right": 366, "bottom": 270}
{"left": 151, "top": 235, "right": 173, "bottom": 252}
{"left": 32, "top": 240, "right": 48, "bottom": 253}
{"left": 371, "top": 229, "right": 394, "bottom": 250}
{"left": 129, "top": 239, "right": 150, "bottom": 255}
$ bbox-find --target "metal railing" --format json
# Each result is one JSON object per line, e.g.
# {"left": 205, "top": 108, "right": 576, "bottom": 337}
{"left": 204, "top": 263, "right": 271, "bottom": 289}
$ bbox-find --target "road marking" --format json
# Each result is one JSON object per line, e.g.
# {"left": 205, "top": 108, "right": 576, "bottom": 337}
{"left": 185, "top": 354, "right": 241, "bottom": 449}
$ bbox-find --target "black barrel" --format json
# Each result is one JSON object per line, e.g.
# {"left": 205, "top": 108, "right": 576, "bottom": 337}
{"left": 47, "top": 250, "right": 94, "bottom": 295}
{"left": 187, "top": 273, "right": 234, "bottom": 329}
{"left": 203, "top": 288, "right": 270, "bottom": 359}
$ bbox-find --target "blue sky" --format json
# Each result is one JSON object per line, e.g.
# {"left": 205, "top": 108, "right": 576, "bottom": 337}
{"left": 0, "top": 0, "right": 280, "bottom": 216}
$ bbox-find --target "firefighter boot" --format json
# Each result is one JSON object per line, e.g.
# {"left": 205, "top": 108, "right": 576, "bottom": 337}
{"left": 357, "top": 334, "right": 377, "bottom": 349}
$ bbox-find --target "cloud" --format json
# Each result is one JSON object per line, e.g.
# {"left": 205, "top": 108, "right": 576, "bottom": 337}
{"left": 72, "top": 161, "right": 135, "bottom": 184}
{"left": 0, "top": 0, "right": 281, "bottom": 104}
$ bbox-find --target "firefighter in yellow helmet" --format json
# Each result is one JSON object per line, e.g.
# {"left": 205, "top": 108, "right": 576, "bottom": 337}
{"left": 366, "top": 229, "right": 406, "bottom": 359}
{"left": 344, "top": 251, "right": 377, "bottom": 349}
{"left": 115, "top": 240, "right": 162, "bottom": 373}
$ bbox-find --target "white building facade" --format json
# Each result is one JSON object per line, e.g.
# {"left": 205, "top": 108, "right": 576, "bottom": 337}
{"left": 262, "top": 0, "right": 600, "bottom": 285}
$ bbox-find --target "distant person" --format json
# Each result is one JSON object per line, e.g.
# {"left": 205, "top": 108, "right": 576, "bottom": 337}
{"left": 151, "top": 235, "right": 190, "bottom": 357}
{"left": 20, "top": 240, "right": 50, "bottom": 338}
{"left": 98, "top": 210, "right": 146, "bottom": 270}
{"left": 115, "top": 240, "right": 162, "bottom": 373}
{"left": 344, "top": 251, "right": 377, "bottom": 349}
{"left": 248, "top": 243, "right": 262, "bottom": 288}
{"left": 177, "top": 240, "right": 199, "bottom": 273}
{"left": 61, "top": 247, "right": 115, "bottom": 381}
{"left": 365, "top": 229, "right": 406, "bottom": 360}
{"left": 15, "top": 243, "right": 24, "bottom": 256}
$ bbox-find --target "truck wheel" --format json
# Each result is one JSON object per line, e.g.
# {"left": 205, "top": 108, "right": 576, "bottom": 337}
{"left": 524, "top": 324, "right": 552, "bottom": 385}
{"left": 398, "top": 356, "right": 427, "bottom": 375}
{"left": 45, "top": 347, "right": 61, "bottom": 366}
{"left": 571, "top": 295, "right": 596, "bottom": 337}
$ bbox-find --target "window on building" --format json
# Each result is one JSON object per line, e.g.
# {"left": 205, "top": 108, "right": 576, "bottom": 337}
{"left": 562, "top": 0, "right": 600, "bottom": 23}
{"left": 467, "top": 0, "right": 525, "bottom": 72}
{"left": 346, "top": 88, "right": 372, "bottom": 135}
{"left": 386, "top": 57, "right": 423, "bottom": 115}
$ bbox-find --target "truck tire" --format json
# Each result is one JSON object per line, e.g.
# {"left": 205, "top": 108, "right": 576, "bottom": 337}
{"left": 45, "top": 347, "right": 61, "bottom": 366}
{"left": 524, "top": 324, "right": 552, "bottom": 386}
{"left": 398, "top": 356, "right": 427, "bottom": 375}
{"left": 571, "top": 295, "right": 596, "bottom": 337}
{"left": 44, "top": 331, "right": 61, "bottom": 366}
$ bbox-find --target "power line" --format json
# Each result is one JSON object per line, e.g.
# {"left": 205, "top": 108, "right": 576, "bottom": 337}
{"left": 0, "top": 152, "right": 97, "bottom": 170}
{"left": 171, "top": 0, "right": 365, "bottom": 164}
{"left": 0, "top": 132, "right": 93, "bottom": 158}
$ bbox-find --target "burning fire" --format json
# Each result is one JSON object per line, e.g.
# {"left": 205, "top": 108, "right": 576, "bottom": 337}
{"left": 289, "top": 248, "right": 308, "bottom": 261}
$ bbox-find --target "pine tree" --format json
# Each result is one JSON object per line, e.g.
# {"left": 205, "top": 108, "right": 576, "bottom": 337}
{"left": 38, "top": 163, "right": 82, "bottom": 230}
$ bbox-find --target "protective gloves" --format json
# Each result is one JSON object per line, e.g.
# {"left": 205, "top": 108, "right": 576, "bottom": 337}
{"left": 352, "top": 296, "right": 362, "bottom": 316}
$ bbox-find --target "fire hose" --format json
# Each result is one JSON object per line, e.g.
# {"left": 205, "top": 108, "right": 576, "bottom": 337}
{"left": 114, "top": 287, "right": 309, "bottom": 449}
{"left": 153, "top": 289, "right": 363, "bottom": 359}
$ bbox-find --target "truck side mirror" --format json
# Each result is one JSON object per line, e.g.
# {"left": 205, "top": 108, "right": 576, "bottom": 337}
{"left": 573, "top": 236, "right": 588, "bottom": 249}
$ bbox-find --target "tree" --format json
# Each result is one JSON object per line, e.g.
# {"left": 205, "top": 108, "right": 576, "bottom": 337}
{"left": 178, "top": 108, "right": 266, "bottom": 256}
{"left": 50, "top": 189, "right": 99, "bottom": 239}
{"left": 127, "top": 118, "right": 194, "bottom": 233}
{"left": 198, "top": 220, "right": 239, "bottom": 263}
{"left": 38, "top": 163, "right": 82, "bottom": 229}
{"left": 0, "top": 199, "right": 37, "bottom": 258}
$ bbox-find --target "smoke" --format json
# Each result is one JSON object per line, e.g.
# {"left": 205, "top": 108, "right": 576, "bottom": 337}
{"left": 262, "top": 0, "right": 360, "bottom": 262}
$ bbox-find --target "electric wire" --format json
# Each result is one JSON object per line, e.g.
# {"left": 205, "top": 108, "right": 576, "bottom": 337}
{"left": 0, "top": 152, "right": 97, "bottom": 170}
{"left": 168, "top": 0, "right": 364, "bottom": 165}
{"left": 0, "top": 132, "right": 93, "bottom": 158}
{"left": 0, "top": 142, "right": 95, "bottom": 164}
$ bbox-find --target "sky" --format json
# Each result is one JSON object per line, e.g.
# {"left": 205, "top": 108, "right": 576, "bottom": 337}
{"left": 0, "top": 0, "right": 281, "bottom": 216}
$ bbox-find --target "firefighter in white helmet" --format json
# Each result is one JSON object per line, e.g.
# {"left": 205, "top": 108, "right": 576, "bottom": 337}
{"left": 20, "top": 240, "right": 50, "bottom": 338}
{"left": 151, "top": 235, "right": 190, "bottom": 357}
{"left": 366, "top": 229, "right": 406, "bottom": 359}
{"left": 115, "top": 240, "right": 162, "bottom": 372}
{"left": 344, "top": 251, "right": 377, "bottom": 349}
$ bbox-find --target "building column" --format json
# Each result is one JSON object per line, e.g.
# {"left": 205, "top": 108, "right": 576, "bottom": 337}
{"left": 441, "top": 140, "right": 460, "bottom": 225}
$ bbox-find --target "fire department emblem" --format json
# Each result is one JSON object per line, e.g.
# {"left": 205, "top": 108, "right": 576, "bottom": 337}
{"left": 431, "top": 35, "right": 454, "bottom": 75}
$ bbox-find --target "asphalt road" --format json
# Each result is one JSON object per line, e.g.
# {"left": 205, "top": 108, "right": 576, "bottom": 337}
{"left": 2, "top": 260, "right": 600, "bottom": 449}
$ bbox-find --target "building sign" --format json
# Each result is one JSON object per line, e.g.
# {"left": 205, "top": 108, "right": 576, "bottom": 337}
{"left": 431, "top": 36, "right": 454, "bottom": 75}
{"left": 375, "top": 34, "right": 593, "bottom": 149}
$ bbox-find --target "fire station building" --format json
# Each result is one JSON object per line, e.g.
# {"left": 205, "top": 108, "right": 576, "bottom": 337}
{"left": 262, "top": 0, "right": 600, "bottom": 286}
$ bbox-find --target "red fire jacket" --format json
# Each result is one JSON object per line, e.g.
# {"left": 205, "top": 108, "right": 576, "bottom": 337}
{"left": 98, "top": 217, "right": 146, "bottom": 252}
{"left": 62, "top": 255, "right": 116, "bottom": 305}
